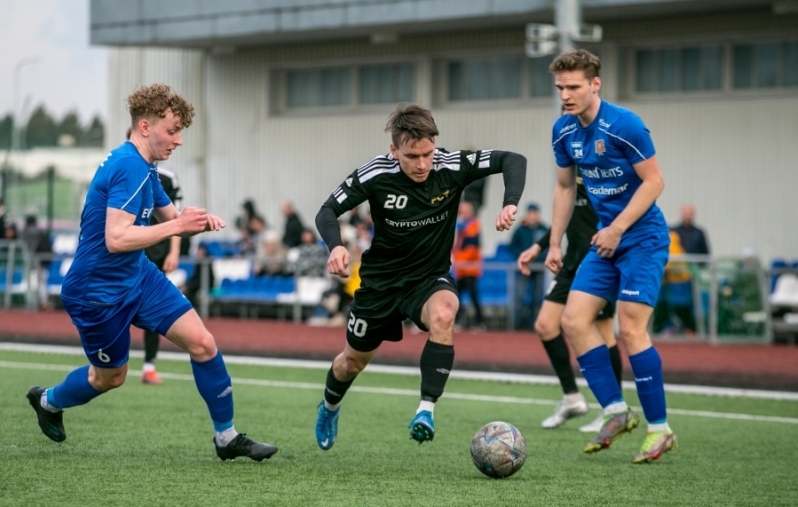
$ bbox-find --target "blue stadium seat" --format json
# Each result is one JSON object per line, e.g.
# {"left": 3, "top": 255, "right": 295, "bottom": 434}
{"left": 487, "top": 243, "right": 514, "bottom": 263}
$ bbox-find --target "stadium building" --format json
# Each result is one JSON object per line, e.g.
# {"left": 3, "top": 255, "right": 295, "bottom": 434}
{"left": 90, "top": 0, "right": 798, "bottom": 261}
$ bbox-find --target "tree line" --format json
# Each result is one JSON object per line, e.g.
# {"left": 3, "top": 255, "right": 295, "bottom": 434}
{"left": 0, "top": 105, "right": 104, "bottom": 150}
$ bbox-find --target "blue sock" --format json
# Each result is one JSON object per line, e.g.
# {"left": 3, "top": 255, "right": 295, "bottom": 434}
{"left": 191, "top": 352, "right": 234, "bottom": 432}
{"left": 576, "top": 346, "right": 624, "bottom": 408}
{"left": 48, "top": 365, "right": 103, "bottom": 409}
{"left": 629, "top": 347, "right": 667, "bottom": 424}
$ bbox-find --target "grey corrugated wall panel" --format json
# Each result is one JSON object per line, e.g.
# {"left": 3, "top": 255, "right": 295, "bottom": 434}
{"left": 107, "top": 47, "right": 798, "bottom": 262}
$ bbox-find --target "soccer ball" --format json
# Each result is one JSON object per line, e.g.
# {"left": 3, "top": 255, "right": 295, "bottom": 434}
{"left": 470, "top": 421, "right": 527, "bottom": 479}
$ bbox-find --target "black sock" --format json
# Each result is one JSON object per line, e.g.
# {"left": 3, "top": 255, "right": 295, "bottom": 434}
{"left": 542, "top": 334, "right": 578, "bottom": 395}
{"left": 608, "top": 344, "right": 623, "bottom": 388}
{"left": 419, "top": 340, "right": 454, "bottom": 403}
{"left": 323, "top": 367, "right": 356, "bottom": 406}
{"left": 143, "top": 329, "right": 160, "bottom": 364}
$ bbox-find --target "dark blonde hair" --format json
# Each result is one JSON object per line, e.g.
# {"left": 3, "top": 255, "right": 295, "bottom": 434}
{"left": 549, "top": 49, "right": 602, "bottom": 80}
{"left": 127, "top": 83, "right": 195, "bottom": 129}
{"left": 385, "top": 103, "right": 439, "bottom": 147}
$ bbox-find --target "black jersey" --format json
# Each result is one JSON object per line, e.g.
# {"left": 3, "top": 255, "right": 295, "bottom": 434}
{"left": 319, "top": 149, "right": 519, "bottom": 291}
{"left": 536, "top": 176, "right": 599, "bottom": 271}
{"left": 144, "top": 166, "right": 183, "bottom": 262}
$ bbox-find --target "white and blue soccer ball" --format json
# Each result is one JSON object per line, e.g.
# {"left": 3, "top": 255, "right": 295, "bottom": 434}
{"left": 470, "top": 421, "right": 527, "bottom": 479}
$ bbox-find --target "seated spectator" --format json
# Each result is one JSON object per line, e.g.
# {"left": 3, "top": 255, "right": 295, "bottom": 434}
{"left": 288, "top": 229, "right": 328, "bottom": 277}
{"left": 181, "top": 244, "right": 215, "bottom": 308}
{"left": 235, "top": 199, "right": 267, "bottom": 255}
{"left": 671, "top": 203, "right": 710, "bottom": 256}
{"left": 254, "top": 232, "right": 288, "bottom": 277}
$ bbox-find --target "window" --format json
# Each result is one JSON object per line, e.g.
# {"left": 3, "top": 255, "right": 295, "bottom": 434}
{"left": 287, "top": 67, "right": 352, "bottom": 108}
{"left": 733, "top": 41, "right": 798, "bottom": 90}
{"left": 359, "top": 63, "right": 414, "bottom": 104}
{"left": 530, "top": 55, "right": 554, "bottom": 97}
{"left": 448, "top": 57, "right": 523, "bottom": 101}
{"left": 635, "top": 46, "right": 725, "bottom": 93}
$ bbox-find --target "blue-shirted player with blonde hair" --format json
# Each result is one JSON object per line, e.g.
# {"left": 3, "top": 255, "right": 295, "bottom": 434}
{"left": 26, "top": 83, "right": 277, "bottom": 462}
{"left": 546, "top": 49, "right": 677, "bottom": 463}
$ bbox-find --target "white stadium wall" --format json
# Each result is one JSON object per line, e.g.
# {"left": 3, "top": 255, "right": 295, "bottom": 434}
{"left": 106, "top": 46, "right": 798, "bottom": 263}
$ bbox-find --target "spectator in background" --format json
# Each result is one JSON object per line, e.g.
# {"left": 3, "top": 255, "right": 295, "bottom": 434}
{"left": 235, "top": 199, "right": 267, "bottom": 255}
{"left": 671, "top": 203, "right": 710, "bottom": 256}
{"left": 181, "top": 244, "right": 215, "bottom": 309}
{"left": 21, "top": 214, "right": 53, "bottom": 310}
{"left": 281, "top": 201, "right": 304, "bottom": 248}
{"left": 289, "top": 229, "right": 328, "bottom": 277}
{"left": 452, "top": 200, "right": 484, "bottom": 329}
{"left": 253, "top": 231, "right": 288, "bottom": 277}
{"left": 509, "top": 203, "right": 549, "bottom": 329}
{"left": 0, "top": 198, "right": 7, "bottom": 236}
{"left": 4, "top": 222, "right": 18, "bottom": 240}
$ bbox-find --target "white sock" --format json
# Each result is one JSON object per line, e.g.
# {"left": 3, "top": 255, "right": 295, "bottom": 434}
{"left": 603, "top": 401, "right": 629, "bottom": 416}
{"left": 648, "top": 422, "right": 671, "bottom": 433}
{"left": 563, "top": 392, "right": 585, "bottom": 405}
{"left": 143, "top": 362, "right": 156, "bottom": 373}
{"left": 416, "top": 400, "right": 435, "bottom": 415}
{"left": 324, "top": 400, "right": 341, "bottom": 412}
{"left": 215, "top": 426, "right": 238, "bottom": 447}
{"left": 40, "top": 390, "right": 60, "bottom": 413}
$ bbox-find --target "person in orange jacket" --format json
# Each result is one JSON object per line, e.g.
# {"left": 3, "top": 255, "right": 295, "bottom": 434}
{"left": 452, "top": 200, "right": 484, "bottom": 329}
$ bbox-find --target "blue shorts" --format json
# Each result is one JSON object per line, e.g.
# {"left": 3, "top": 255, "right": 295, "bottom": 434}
{"left": 571, "top": 229, "right": 670, "bottom": 308}
{"left": 62, "top": 261, "right": 193, "bottom": 368}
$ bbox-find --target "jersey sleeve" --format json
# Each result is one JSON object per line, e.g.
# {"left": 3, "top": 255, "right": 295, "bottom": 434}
{"left": 613, "top": 113, "right": 656, "bottom": 165}
{"left": 107, "top": 157, "right": 152, "bottom": 214}
{"left": 552, "top": 124, "right": 574, "bottom": 169}
{"left": 325, "top": 168, "right": 370, "bottom": 215}
{"left": 460, "top": 149, "right": 496, "bottom": 186}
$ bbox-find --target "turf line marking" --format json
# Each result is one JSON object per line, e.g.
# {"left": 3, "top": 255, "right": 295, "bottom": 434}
{"left": 2, "top": 360, "right": 798, "bottom": 425}
{"left": 2, "top": 342, "right": 798, "bottom": 401}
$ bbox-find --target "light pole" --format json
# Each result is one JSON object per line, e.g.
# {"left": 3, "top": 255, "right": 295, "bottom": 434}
{"left": 11, "top": 56, "right": 43, "bottom": 153}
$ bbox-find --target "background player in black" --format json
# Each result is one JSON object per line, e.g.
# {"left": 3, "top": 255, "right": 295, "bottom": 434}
{"left": 314, "top": 103, "right": 526, "bottom": 449}
{"left": 127, "top": 127, "right": 184, "bottom": 385}
{"left": 517, "top": 176, "right": 623, "bottom": 432}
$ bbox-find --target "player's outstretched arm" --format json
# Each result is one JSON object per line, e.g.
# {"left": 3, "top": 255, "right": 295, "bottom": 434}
{"left": 105, "top": 206, "right": 207, "bottom": 253}
{"left": 546, "top": 167, "right": 576, "bottom": 273}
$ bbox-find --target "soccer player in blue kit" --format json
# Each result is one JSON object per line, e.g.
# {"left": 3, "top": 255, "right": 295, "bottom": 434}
{"left": 26, "top": 83, "right": 277, "bottom": 462}
{"left": 546, "top": 50, "right": 677, "bottom": 463}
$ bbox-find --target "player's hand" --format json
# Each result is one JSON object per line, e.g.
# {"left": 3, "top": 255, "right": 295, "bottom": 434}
{"left": 204, "top": 213, "right": 226, "bottom": 232}
{"left": 545, "top": 245, "right": 564, "bottom": 274}
{"left": 177, "top": 207, "right": 208, "bottom": 236}
{"left": 327, "top": 245, "right": 350, "bottom": 277}
{"left": 162, "top": 251, "right": 179, "bottom": 273}
{"left": 517, "top": 244, "right": 541, "bottom": 275}
{"left": 495, "top": 205, "right": 517, "bottom": 231}
{"left": 591, "top": 224, "right": 622, "bottom": 258}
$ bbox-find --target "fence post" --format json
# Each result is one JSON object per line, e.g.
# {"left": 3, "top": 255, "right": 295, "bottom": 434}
{"left": 4, "top": 241, "right": 16, "bottom": 308}
{"left": 708, "top": 258, "right": 719, "bottom": 345}
{"left": 199, "top": 259, "right": 209, "bottom": 320}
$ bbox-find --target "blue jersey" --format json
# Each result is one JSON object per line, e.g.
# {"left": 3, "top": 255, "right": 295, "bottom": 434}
{"left": 552, "top": 100, "right": 666, "bottom": 238}
{"left": 62, "top": 141, "right": 171, "bottom": 304}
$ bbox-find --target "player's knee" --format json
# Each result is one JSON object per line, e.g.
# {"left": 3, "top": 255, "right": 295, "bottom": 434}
{"left": 534, "top": 316, "right": 559, "bottom": 339}
{"left": 342, "top": 355, "right": 367, "bottom": 376}
{"left": 93, "top": 369, "right": 127, "bottom": 391}
{"left": 427, "top": 300, "right": 458, "bottom": 331}
{"left": 560, "top": 308, "right": 586, "bottom": 338}
{"left": 185, "top": 330, "right": 217, "bottom": 361}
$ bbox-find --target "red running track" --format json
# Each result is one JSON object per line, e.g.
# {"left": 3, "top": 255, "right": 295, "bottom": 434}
{"left": 1, "top": 309, "right": 796, "bottom": 391}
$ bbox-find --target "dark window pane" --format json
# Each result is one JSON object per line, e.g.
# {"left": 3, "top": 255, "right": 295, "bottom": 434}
{"left": 636, "top": 50, "right": 656, "bottom": 92}
{"left": 530, "top": 56, "right": 554, "bottom": 97}
{"left": 287, "top": 68, "right": 350, "bottom": 108}
{"left": 734, "top": 45, "right": 754, "bottom": 89}
{"left": 448, "top": 57, "right": 522, "bottom": 101}
{"left": 681, "top": 48, "right": 701, "bottom": 91}
{"left": 320, "top": 68, "right": 350, "bottom": 106}
{"left": 758, "top": 42, "right": 779, "bottom": 88}
{"left": 660, "top": 49, "right": 678, "bottom": 91}
{"left": 449, "top": 62, "right": 465, "bottom": 101}
{"left": 784, "top": 41, "right": 798, "bottom": 87}
{"left": 703, "top": 46, "right": 724, "bottom": 90}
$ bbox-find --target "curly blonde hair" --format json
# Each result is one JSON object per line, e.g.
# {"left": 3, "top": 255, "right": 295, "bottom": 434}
{"left": 126, "top": 83, "right": 195, "bottom": 128}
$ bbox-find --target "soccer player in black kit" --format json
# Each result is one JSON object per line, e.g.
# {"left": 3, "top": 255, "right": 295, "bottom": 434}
{"left": 517, "top": 176, "right": 623, "bottom": 432}
{"left": 314, "top": 103, "right": 526, "bottom": 449}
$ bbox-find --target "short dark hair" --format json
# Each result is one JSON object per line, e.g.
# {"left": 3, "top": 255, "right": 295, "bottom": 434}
{"left": 549, "top": 49, "right": 602, "bottom": 80}
{"left": 126, "top": 83, "right": 195, "bottom": 129}
{"left": 385, "top": 103, "right": 439, "bottom": 147}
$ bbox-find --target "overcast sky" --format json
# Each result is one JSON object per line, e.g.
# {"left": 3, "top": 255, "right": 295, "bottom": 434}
{"left": 0, "top": 0, "right": 107, "bottom": 124}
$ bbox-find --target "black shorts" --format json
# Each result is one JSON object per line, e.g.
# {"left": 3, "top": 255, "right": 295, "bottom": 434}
{"left": 544, "top": 266, "right": 615, "bottom": 321}
{"left": 346, "top": 274, "right": 458, "bottom": 352}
